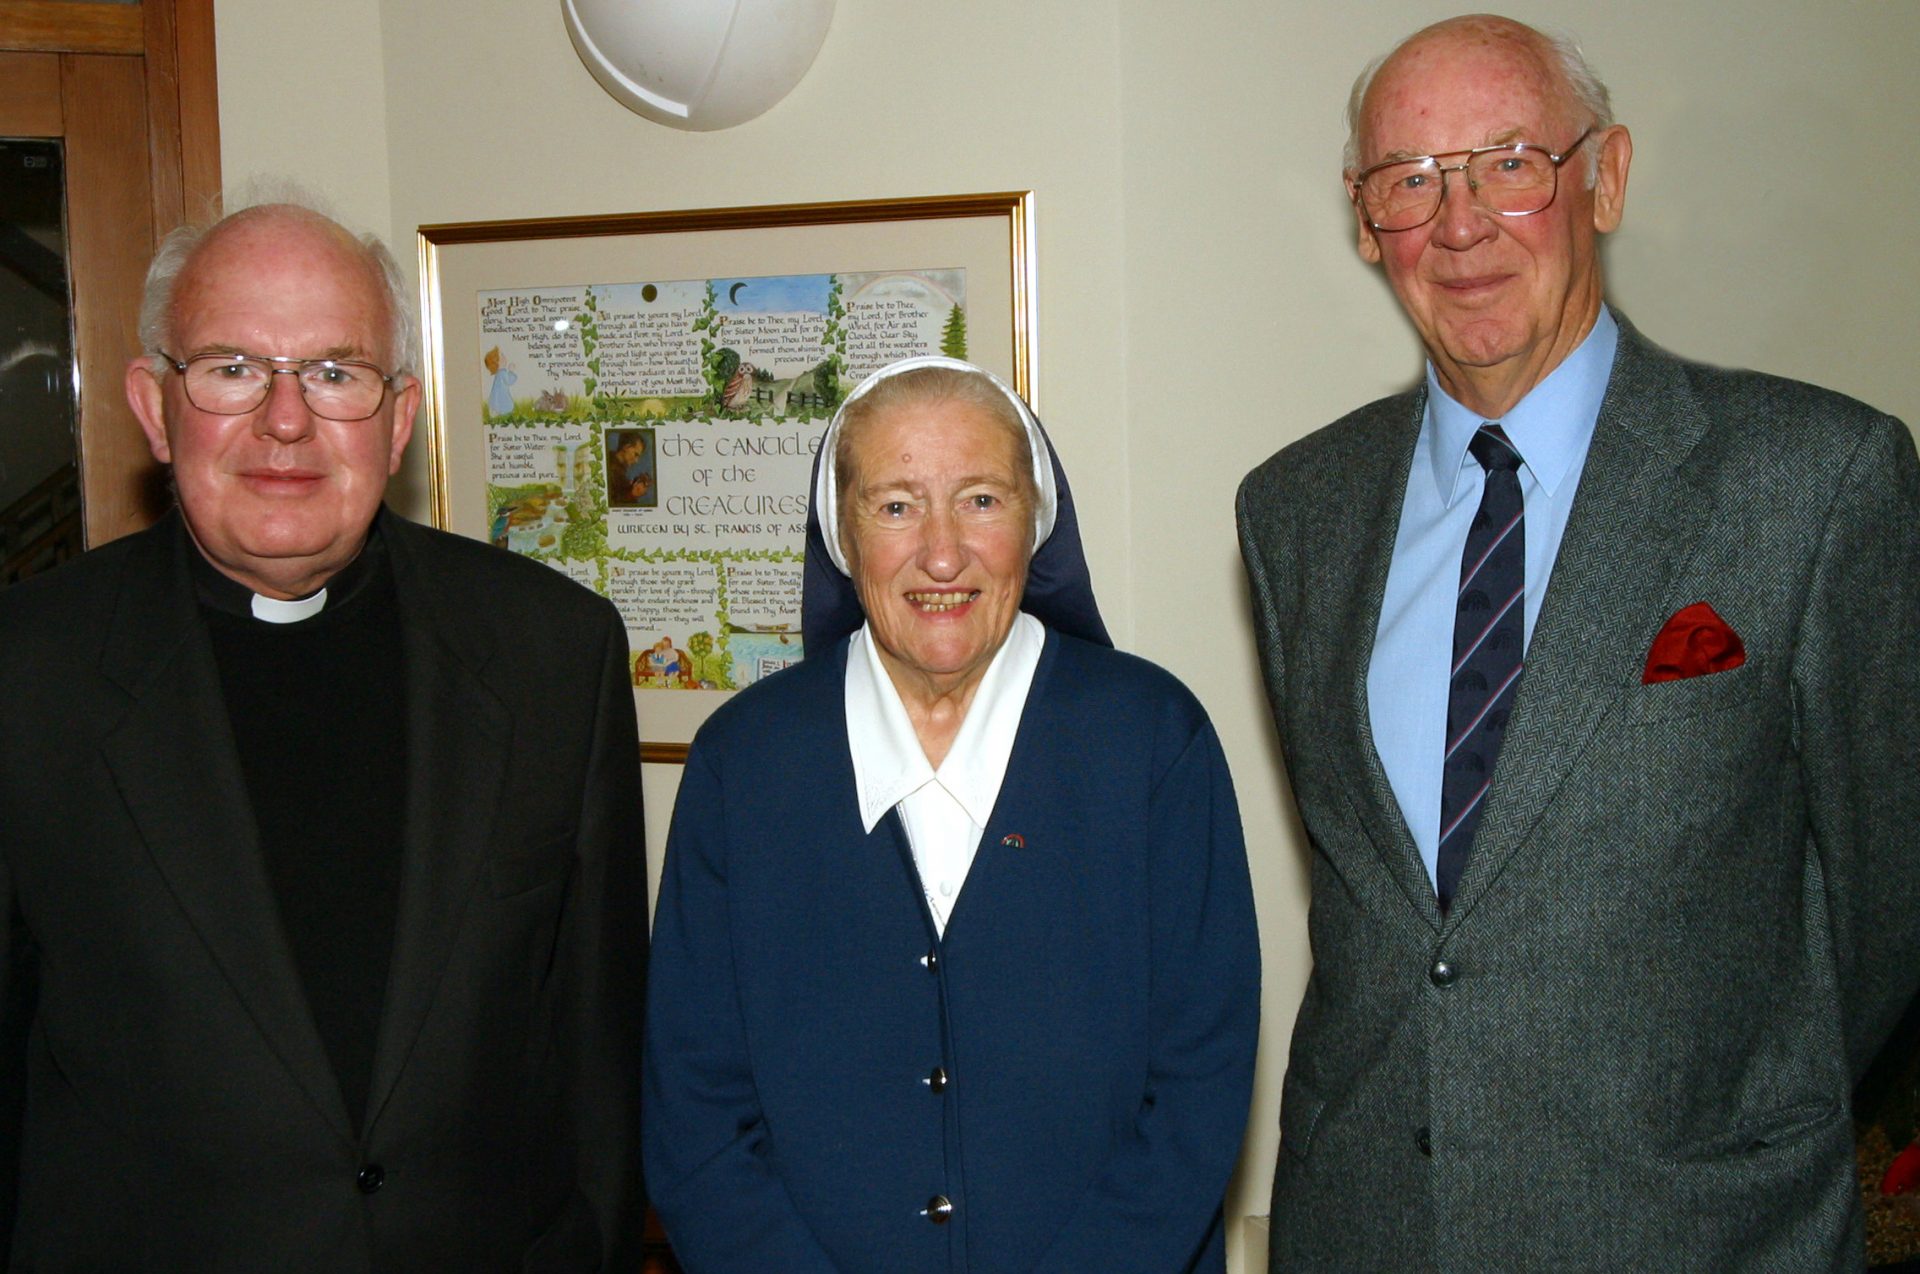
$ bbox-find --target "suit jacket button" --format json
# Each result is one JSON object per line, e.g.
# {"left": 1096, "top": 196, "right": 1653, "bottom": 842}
{"left": 925, "top": 1195, "right": 953, "bottom": 1224}
{"left": 921, "top": 949, "right": 940, "bottom": 973}
{"left": 928, "top": 1066, "right": 949, "bottom": 1093}
{"left": 1429, "top": 959, "right": 1456, "bottom": 987}
{"left": 1415, "top": 1127, "right": 1432, "bottom": 1157}
{"left": 356, "top": 1164, "right": 384, "bottom": 1194}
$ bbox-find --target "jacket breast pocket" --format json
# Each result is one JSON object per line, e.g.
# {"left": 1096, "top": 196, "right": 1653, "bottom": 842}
{"left": 1618, "top": 660, "right": 1761, "bottom": 726}
{"left": 489, "top": 830, "right": 575, "bottom": 898}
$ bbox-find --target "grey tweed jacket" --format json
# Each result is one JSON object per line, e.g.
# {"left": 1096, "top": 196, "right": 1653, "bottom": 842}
{"left": 1237, "top": 317, "right": 1920, "bottom": 1272}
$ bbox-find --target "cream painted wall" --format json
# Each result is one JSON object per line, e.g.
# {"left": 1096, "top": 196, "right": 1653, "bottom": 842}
{"left": 217, "top": 4, "right": 1920, "bottom": 1270}
{"left": 213, "top": 0, "right": 395, "bottom": 240}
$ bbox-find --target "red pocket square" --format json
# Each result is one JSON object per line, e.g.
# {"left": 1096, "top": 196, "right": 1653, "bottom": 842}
{"left": 1886, "top": 1139, "right": 1920, "bottom": 1196}
{"left": 1643, "top": 602, "right": 1746, "bottom": 684}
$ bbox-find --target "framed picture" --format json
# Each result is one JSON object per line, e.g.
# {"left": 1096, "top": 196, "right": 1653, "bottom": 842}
{"left": 418, "top": 192, "right": 1036, "bottom": 762}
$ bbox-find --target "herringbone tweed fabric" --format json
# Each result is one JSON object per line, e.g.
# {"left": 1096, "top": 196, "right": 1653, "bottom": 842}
{"left": 1237, "top": 316, "right": 1920, "bottom": 1272}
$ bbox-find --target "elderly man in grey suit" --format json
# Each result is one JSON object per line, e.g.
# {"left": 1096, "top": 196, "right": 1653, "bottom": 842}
{"left": 1238, "top": 14, "right": 1920, "bottom": 1270}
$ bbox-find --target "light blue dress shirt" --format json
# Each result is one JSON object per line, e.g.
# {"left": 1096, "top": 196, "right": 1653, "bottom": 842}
{"left": 1367, "top": 306, "right": 1619, "bottom": 888}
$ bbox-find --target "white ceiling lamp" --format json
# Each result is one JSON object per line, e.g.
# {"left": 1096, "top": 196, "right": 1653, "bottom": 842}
{"left": 562, "top": 0, "right": 836, "bottom": 131}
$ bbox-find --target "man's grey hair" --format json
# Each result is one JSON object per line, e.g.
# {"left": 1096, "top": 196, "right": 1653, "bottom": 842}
{"left": 137, "top": 180, "right": 418, "bottom": 378}
{"left": 1342, "top": 19, "right": 1613, "bottom": 184}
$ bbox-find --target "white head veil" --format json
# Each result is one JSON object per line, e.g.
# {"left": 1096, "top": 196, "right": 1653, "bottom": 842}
{"left": 810, "top": 355, "right": 1059, "bottom": 577}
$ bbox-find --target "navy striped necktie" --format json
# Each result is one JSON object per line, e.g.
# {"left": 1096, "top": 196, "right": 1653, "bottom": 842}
{"left": 1438, "top": 425, "right": 1525, "bottom": 912}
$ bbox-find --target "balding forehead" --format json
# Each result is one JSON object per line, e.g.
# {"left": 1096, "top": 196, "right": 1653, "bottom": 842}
{"left": 190, "top": 207, "right": 372, "bottom": 279}
{"left": 1359, "top": 21, "right": 1577, "bottom": 157}
{"left": 175, "top": 211, "right": 395, "bottom": 343}
{"left": 1397, "top": 14, "right": 1558, "bottom": 62}
{"left": 190, "top": 205, "right": 317, "bottom": 259}
{"left": 1376, "top": 24, "right": 1560, "bottom": 98}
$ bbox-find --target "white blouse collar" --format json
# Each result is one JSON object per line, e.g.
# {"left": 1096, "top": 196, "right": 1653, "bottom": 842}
{"left": 844, "top": 613, "right": 1045, "bottom": 833}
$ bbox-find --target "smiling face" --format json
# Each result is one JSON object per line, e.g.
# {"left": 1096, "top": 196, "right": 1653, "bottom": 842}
{"left": 1352, "top": 19, "right": 1630, "bottom": 417}
{"left": 126, "top": 209, "right": 418, "bottom": 599}
{"left": 841, "top": 396, "right": 1034, "bottom": 709}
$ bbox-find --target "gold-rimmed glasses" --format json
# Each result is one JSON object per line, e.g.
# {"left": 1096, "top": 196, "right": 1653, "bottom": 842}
{"left": 1350, "top": 128, "right": 1596, "bottom": 233}
{"left": 154, "top": 351, "right": 398, "bottom": 421}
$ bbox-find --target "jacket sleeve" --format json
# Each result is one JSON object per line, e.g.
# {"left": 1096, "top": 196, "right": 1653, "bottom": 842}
{"left": 1792, "top": 414, "right": 1920, "bottom": 1079}
{"left": 1237, "top": 475, "right": 1292, "bottom": 726}
{"left": 642, "top": 742, "right": 844, "bottom": 1273}
{"left": 1028, "top": 718, "right": 1262, "bottom": 1273}
{"left": 526, "top": 611, "right": 649, "bottom": 1272}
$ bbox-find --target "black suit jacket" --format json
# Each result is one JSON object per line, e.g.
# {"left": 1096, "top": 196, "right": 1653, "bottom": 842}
{"left": 0, "top": 510, "right": 647, "bottom": 1272}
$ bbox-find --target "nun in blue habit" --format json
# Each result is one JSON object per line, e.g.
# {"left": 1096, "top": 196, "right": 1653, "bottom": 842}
{"left": 643, "top": 356, "right": 1260, "bottom": 1274}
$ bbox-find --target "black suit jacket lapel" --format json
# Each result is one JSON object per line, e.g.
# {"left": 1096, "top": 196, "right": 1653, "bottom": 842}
{"left": 97, "top": 516, "right": 357, "bottom": 1145}
{"left": 1446, "top": 320, "right": 1713, "bottom": 924}
{"left": 363, "top": 517, "right": 510, "bottom": 1134}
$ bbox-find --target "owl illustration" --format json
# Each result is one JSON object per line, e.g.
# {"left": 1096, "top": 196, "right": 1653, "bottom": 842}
{"left": 721, "top": 362, "right": 757, "bottom": 411}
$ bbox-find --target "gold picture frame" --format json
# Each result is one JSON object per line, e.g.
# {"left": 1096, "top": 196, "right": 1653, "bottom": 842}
{"left": 417, "top": 193, "right": 1036, "bottom": 763}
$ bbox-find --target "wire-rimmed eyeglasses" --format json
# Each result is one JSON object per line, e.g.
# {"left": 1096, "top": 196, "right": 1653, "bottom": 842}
{"left": 155, "top": 350, "right": 399, "bottom": 421}
{"left": 1350, "top": 128, "right": 1596, "bottom": 233}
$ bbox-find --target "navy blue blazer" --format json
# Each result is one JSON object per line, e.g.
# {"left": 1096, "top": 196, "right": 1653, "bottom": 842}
{"left": 644, "top": 629, "right": 1259, "bottom": 1273}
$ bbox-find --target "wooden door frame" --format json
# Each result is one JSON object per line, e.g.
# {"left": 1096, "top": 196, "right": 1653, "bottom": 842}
{"left": 0, "top": 0, "right": 221, "bottom": 267}
{"left": 0, "top": 0, "right": 220, "bottom": 546}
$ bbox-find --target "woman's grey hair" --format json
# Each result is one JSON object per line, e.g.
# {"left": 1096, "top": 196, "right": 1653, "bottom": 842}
{"left": 1342, "top": 19, "right": 1613, "bottom": 184}
{"left": 138, "top": 183, "right": 418, "bottom": 378}
{"left": 832, "top": 364, "right": 1040, "bottom": 533}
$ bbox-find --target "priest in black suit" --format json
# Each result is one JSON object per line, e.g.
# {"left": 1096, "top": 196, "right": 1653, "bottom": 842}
{"left": 0, "top": 200, "right": 647, "bottom": 1271}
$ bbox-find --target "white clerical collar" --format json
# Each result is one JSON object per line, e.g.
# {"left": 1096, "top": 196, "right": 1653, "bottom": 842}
{"left": 250, "top": 589, "right": 328, "bottom": 624}
{"left": 845, "top": 612, "right": 1045, "bottom": 833}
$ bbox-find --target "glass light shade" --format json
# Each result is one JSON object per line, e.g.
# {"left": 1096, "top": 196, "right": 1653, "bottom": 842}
{"left": 562, "top": 0, "right": 836, "bottom": 131}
